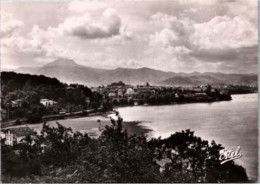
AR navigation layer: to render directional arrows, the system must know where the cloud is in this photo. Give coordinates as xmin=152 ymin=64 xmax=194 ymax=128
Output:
xmin=149 ymin=13 xmax=194 ymax=57
xmin=68 ymin=0 xmax=107 ymax=13
xmin=147 ymin=5 xmax=257 ymax=73
xmin=149 ymin=28 xmax=178 ymax=47
xmin=1 ymin=2 xmax=131 ymax=65
xmin=177 ymin=0 xmax=219 ymax=6
xmin=58 ymin=8 xmax=121 ymax=39
xmin=1 ymin=0 xmax=258 ymax=74
xmin=191 ymin=15 xmax=257 ymax=50
xmin=191 ymin=46 xmax=258 ymax=73
xmin=148 ymin=11 xmax=257 ymax=68
xmin=0 ymin=13 xmax=24 ymax=38
xmin=150 ymin=12 xmax=257 ymax=50
xmin=167 ymin=46 xmax=192 ymax=55
xmin=191 ymin=46 xmax=258 ymax=64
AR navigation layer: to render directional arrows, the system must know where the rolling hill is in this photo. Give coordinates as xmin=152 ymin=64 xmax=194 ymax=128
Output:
xmin=160 ymin=75 xmax=223 ymax=86
xmin=161 ymin=73 xmax=258 ymax=86
xmin=14 ymin=58 xmax=258 ymax=86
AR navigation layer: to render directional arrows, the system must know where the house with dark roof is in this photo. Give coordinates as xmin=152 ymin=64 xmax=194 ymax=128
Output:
xmin=11 ymin=99 xmax=22 ymax=108
xmin=2 ymin=127 xmax=35 ymax=146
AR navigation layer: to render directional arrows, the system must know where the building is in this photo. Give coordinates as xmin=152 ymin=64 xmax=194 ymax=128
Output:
xmin=2 ymin=127 xmax=35 ymax=146
xmin=118 ymin=89 xmax=124 ymax=97
xmin=136 ymin=85 xmax=153 ymax=94
xmin=1 ymin=131 xmax=6 ymax=140
xmin=40 ymin=99 xmax=57 ymax=107
xmin=108 ymin=90 xmax=117 ymax=98
xmin=90 ymin=87 xmax=98 ymax=92
xmin=85 ymin=97 xmax=91 ymax=105
xmin=4 ymin=129 xmax=17 ymax=145
xmin=11 ymin=99 xmax=22 ymax=108
xmin=125 ymin=87 xmax=135 ymax=96
xmin=192 ymin=87 xmax=202 ymax=93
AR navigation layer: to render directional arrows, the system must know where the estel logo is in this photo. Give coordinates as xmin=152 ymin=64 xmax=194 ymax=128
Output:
xmin=219 ymin=146 xmax=242 ymax=165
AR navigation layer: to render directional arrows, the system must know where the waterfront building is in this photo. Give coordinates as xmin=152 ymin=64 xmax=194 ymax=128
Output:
xmin=40 ymin=99 xmax=57 ymax=107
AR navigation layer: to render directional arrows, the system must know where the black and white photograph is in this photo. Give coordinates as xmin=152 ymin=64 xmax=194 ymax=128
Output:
xmin=0 ymin=0 xmax=258 ymax=183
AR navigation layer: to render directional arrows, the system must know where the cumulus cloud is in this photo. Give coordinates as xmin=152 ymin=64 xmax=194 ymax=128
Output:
xmin=150 ymin=13 xmax=194 ymax=47
xmin=191 ymin=15 xmax=257 ymax=49
xmin=1 ymin=19 xmax=24 ymax=38
xmin=167 ymin=46 xmax=192 ymax=55
xmin=58 ymin=8 xmax=121 ymax=39
xmin=1 ymin=1 xmax=132 ymax=66
xmin=2 ymin=24 xmax=56 ymax=57
xmin=0 ymin=13 xmax=24 ymax=38
xmin=149 ymin=28 xmax=178 ymax=47
xmin=147 ymin=3 xmax=257 ymax=73
xmin=150 ymin=12 xmax=257 ymax=50
xmin=149 ymin=13 xmax=193 ymax=57
xmin=1 ymin=0 xmax=258 ymax=73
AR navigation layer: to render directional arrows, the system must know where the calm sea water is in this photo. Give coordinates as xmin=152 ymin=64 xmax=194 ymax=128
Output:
xmin=11 ymin=93 xmax=258 ymax=180
xmin=117 ymin=93 xmax=258 ymax=180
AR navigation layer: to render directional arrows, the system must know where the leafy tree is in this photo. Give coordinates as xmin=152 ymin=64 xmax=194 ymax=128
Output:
xmin=1 ymin=114 xmax=248 ymax=183
xmin=1 ymin=72 xmax=104 ymax=122
xmin=205 ymin=84 xmax=212 ymax=96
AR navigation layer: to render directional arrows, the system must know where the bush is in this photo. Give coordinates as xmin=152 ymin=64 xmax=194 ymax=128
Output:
xmin=1 ymin=113 xmax=248 ymax=183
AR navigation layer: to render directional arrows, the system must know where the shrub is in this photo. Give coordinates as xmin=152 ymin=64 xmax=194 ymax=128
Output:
xmin=1 ymin=113 xmax=248 ymax=183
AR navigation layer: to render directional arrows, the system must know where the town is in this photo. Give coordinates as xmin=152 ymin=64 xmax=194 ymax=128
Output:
xmin=91 ymin=81 xmax=232 ymax=106
xmin=2 ymin=79 xmax=233 ymax=126
xmin=3 ymin=78 xmax=257 ymax=127
xmin=0 ymin=79 xmax=232 ymax=146
xmin=1 ymin=72 xmax=257 ymax=146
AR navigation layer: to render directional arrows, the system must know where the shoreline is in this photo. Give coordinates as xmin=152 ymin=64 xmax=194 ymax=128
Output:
xmin=2 ymin=100 xmax=224 ymax=128
xmin=2 ymin=92 xmax=257 ymax=129
xmin=113 ymin=98 xmax=232 ymax=109
xmin=2 ymin=93 xmax=257 ymax=182
xmin=1 ymin=110 xmax=115 ymax=129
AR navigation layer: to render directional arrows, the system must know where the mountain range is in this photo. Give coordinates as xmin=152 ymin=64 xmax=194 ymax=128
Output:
xmin=9 ymin=58 xmax=258 ymax=86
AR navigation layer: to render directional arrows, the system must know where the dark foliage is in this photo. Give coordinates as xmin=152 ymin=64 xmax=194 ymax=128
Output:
xmin=225 ymin=85 xmax=257 ymax=94
xmin=2 ymin=114 xmax=248 ymax=183
xmin=1 ymin=72 xmax=105 ymax=123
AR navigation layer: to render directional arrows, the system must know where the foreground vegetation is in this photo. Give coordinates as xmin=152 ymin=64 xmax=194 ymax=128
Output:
xmin=2 ymin=113 xmax=248 ymax=183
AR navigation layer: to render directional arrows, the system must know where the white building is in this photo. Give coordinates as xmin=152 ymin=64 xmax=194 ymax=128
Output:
xmin=11 ymin=99 xmax=22 ymax=108
xmin=125 ymin=88 xmax=135 ymax=96
xmin=4 ymin=130 xmax=17 ymax=146
xmin=108 ymin=91 xmax=117 ymax=98
xmin=40 ymin=99 xmax=57 ymax=107
xmin=118 ymin=89 xmax=124 ymax=97
xmin=2 ymin=127 xmax=35 ymax=146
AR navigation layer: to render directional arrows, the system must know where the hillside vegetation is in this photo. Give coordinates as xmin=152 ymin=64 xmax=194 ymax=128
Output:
xmin=1 ymin=72 xmax=105 ymax=123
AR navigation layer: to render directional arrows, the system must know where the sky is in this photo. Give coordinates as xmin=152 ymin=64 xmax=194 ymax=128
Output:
xmin=1 ymin=0 xmax=258 ymax=73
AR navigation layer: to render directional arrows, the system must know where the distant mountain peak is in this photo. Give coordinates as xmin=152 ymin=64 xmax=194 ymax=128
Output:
xmin=44 ymin=58 xmax=78 ymax=67
xmin=12 ymin=60 xmax=257 ymax=86
xmin=114 ymin=67 xmax=162 ymax=72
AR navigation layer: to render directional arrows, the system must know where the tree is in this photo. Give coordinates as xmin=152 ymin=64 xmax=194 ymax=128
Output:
xmin=1 ymin=72 xmax=104 ymax=121
xmin=1 ymin=115 xmax=248 ymax=183
xmin=7 ymin=79 xmax=18 ymax=91
xmin=205 ymin=85 xmax=212 ymax=96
